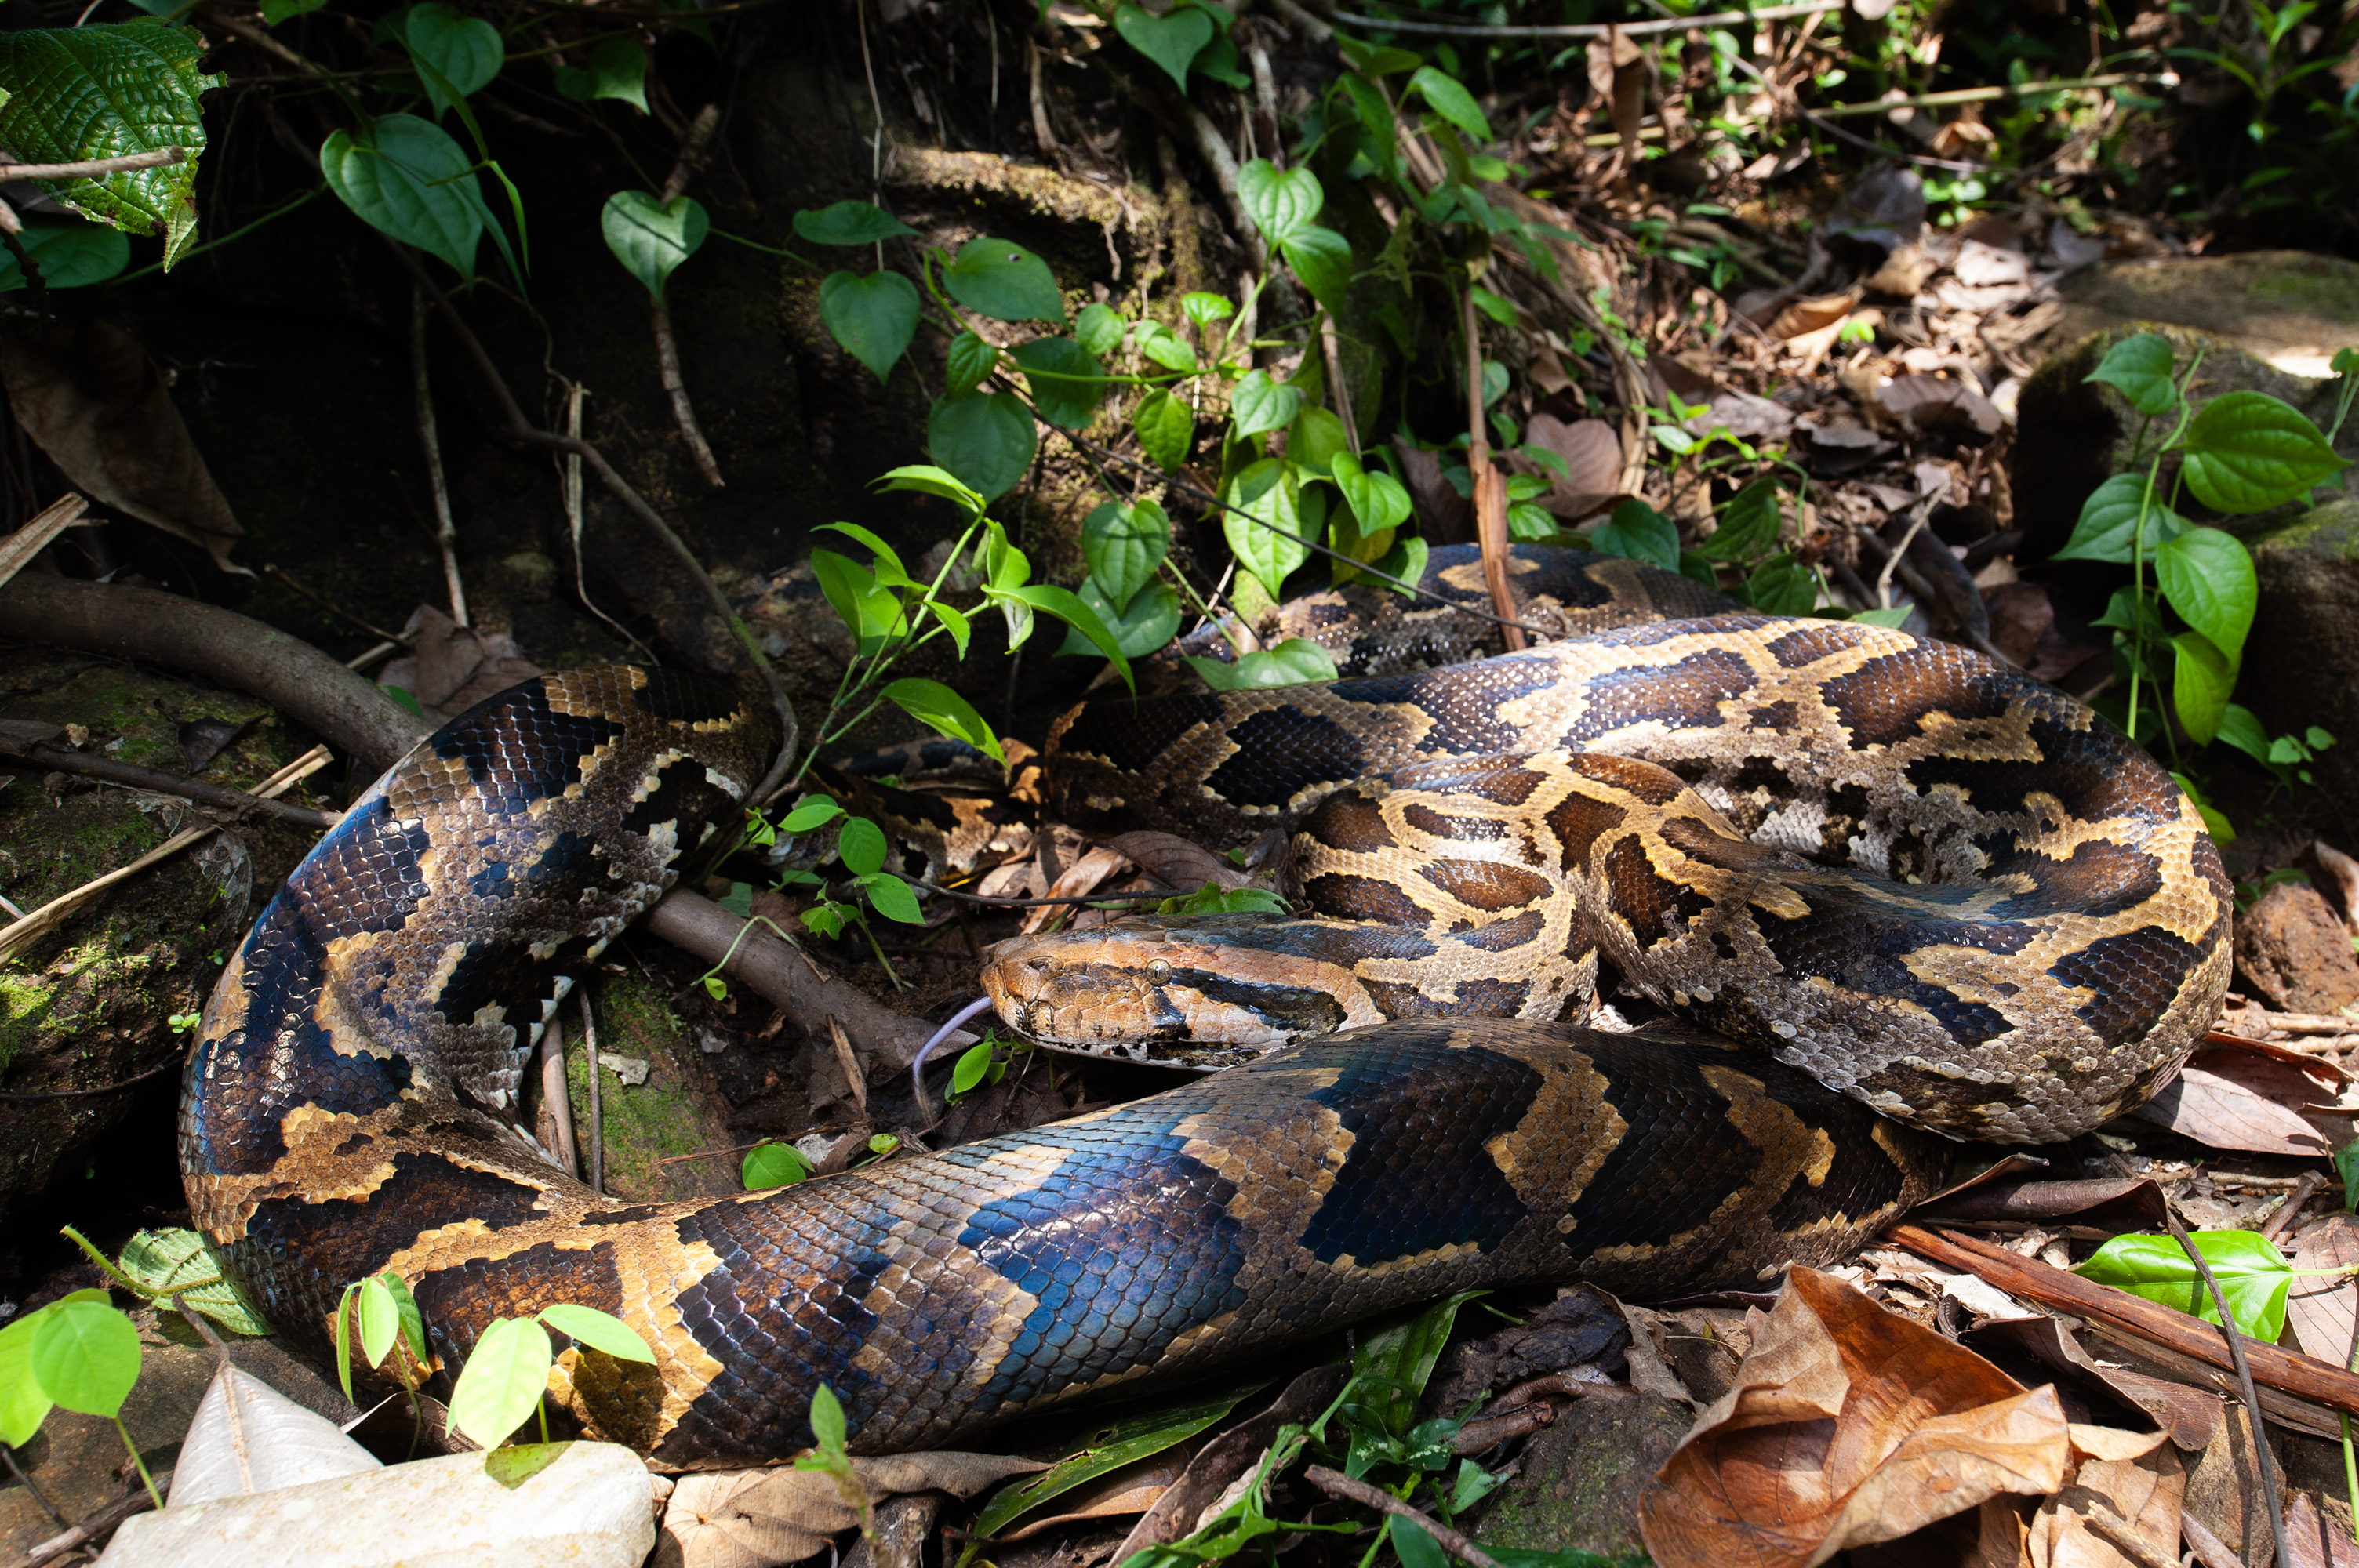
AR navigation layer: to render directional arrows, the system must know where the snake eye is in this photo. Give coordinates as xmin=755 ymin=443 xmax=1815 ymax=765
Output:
xmin=1145 ymin=959 xmax=1172 ymax=985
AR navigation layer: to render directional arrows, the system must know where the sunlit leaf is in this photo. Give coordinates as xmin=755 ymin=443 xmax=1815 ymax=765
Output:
xmin=743 ymin=1139 xmax=809 ymax=1191
xmin=2179 ymin=390 xmax=2350 ymax=513
xmin=539 ymin=1303 xmax=655 ymax=1363
xmin=601 ymin=190 xmax=707 ymax=297
xmin=2084 ymin=332 xmax=2179 ymax=416
xmin=445 ymin=1316 xmax=554 ymax=1448
xmin=943 ymin=236 xmax=1063 ymax=323
xmin=29 ymin=1300 xmax=140 ymax=1417
xmin=2075 ymin=1229 xmax=2293 ymax=1341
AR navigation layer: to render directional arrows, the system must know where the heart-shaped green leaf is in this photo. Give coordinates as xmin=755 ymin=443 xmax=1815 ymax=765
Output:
xmin=1290 ymin=406 xmax=1350 ymax=476
xmin=1134 ymin=388 xmax=1194 ymax=472
xmin=943 ymin=236 xmax=1063 ymax=323
xmin=1696 ymin=476 xmax=1783 ymax=563
xmin=1224 ymin=458 xmax=1320 ymax=590
xmin=30 ymin=1300 xmax=140 ymax=1417
xmin=0 ymin=1311 xmax=55 ymax=1446
xmin=446 ymin=1316 xmax=554 ymax=1449
xmin=402 ymin=2 xmax=502 ymax=118
xmin=1074 ymin=302 xmax=1126 ymax=358
xmin=2179 ymin=389 xmax=2350 ymax=514
xmin=1230 ymin=370 xmax=1302 ymax=439
xmin=742 ymin=1139 xmax=809 ymax=1191
xmin=2053 ymin=471 xmax=2186 ymax=563
xmin=2156 ymin=526 xmax=2258 ymax=662
xmin=1083 ymin=499 xmax=1171 ymax=609
xmin=945 ymin=329 xmax=999 ymax=396
xmin=1591 ymin=498 xmax=1680 ymax=571
xmin=601 ymin=190 xmax=708 ymax=296
xmin=818 ymin=269 xmax=919 ymax=383
xmin=1132 ymin=321 xmax=1198 ymax=374
xmin=553 ymin=35 xmax=646 ymax=111
xmin=1187 ymin=637 xmax=1339 ymax=690
xmin=1059 ymin=578 xmax=1180 ymax=659
xmin=1113 ymin=2 xmax=1213 ymax=91
xmin=1010 ymin=336 xmax=1103 ymax=430
xmin=2075 ymin=1229 xmax=2292 ymax=1341
xmin=0 ymin=220 xmax=127 ymax=293
xmin=1236 ymin=158 xmax=1323 ymax=244
xmin=929 ymin=390 xmax=1037 ymax=500
xmin=1278 ymin=227 xmax=1354 ymax=307
xmin=793 ymin=199 xmax=916 ymax=247
xmin=322 ymin=116 xmax=489 ymax=279
xmin=2084 ymin=332 xmax=2179 ymax=416
xmin=1331 ymin=452 xmax=1413 ymax=538
xmin=1180 ymin=292 xmax=1234 ymax=327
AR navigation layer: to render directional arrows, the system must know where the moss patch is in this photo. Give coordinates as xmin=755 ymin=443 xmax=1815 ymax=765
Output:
xmin=563 ymin=972 xmax=737 ymax=1203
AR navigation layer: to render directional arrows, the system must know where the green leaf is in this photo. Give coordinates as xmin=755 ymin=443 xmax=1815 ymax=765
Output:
xmin=1336 ymin=37 xmax=1422 ymax=75
xmin=1230 ymin=371 xmax=1302 ymax=440
xmin=782 ymin=797 xmax=845 ymax=834
xmin=2180 ymin=390 xmax=2350 ymax=513
xmin=1470 ymin=285 xmax=1517 ymax=327
xmin=875 ymin=464 xmax=989 ymax=520
xmin=716 ymin=880 xmax=754 ymax=918
xmin=2074 ymin=1230 xmax=2292 ymax=1341
xmin=0 ymin=21 xmax=219 ymax=269
xmin=809 ymin=550 xmax=902 ymax=649
xmin=861 ymin=872 xmax=924 ymax=924
xmin=1112 ymin=1 xmax=1212 ymax=90
xmin=1157 ymin=882 xmax=1289 ymax=914
xmin=2156 ymin=527 xmax=2259 ymax=661
xmin=1373 ymin=534 xmax=1430 ymax=596
xmin=1060 ymin=577 xmax=1180 ymax=659
xmin=1180 ymin=292 xmax=1234 ymax=327
xmin=2084 ymin=332 xmax=2179 ymax=417
xmin=742 ymin=1139 xmax=810 ymax=1190
xmin=1747 ymin=552 xmax=1819 ymax=615
xmin=0 ymin=1309 xmax=56 ymax=1446
xmin=552 ymin=35 xmax=647 ymax=111
xmin=322 ymin=114 xmax=484 ymax=279
xmin=1187 ymin=637 xmax=1339 ymax=690
xmin=1354 ymin=1291 xmax=1484 ymax=1437
xmin=945 ymin=329 xmax=999 ymax=397
xmin=447 ymin=1316 xmax=554 ymax=1449
xmin=943 ymin=236 xmax=1063 ymax=323
xmin=1508 ymin=501 xmax=1557 ymax=541
xmin=1074 ymin=302 xmax=1126 ymax=359
xmin=2172 ymin=630 xmax=2234 ymax=746
xmin=838 ymin=817 xmax=889 ymax=877
xmin=1083 ymin=499 xmax=1170 ymax=608
xmin=929 ymin=390 xmax=1037 ymax=501
xmin=1132 ymin=321 xmax=1198 ymax=374
xmin=792 ymin=200 xmax=915 ymax=247
xmin=357 ymin=1276 xmax=401 ymax=1370
xmin=1278 ymin=227 xmax=1354 ymax=308
xmin=538 ymin=1304 xmax=655 ymax=1363
xmin=819 ymin=270 xmax=920 ymax=385
xmin=1225 ymin=458 xmax=1318 ymax=590
xmin=2340 ymin=1138 xmax=2359 ymax=1212
xmin=1850 ymin=605 xmax=1915 ymax=628
xmin=1003 ymin=583 xmax=1132 ymax=688
xmin=1010 ymin=336 xmax=1103 ymax=430
xmin=600 ymin=190 xmax=708 ymax=297
xmin=400 ymin=3 xmax=501 ymax=118
xmin=1408 ymin=65 xmax=1492 ymax=142
xmin=1390 ymin=1517 xmax=1450 ymax=1568
xmin=29 ymin=1300 xmax=140 ymax=1417
xmin=2215 ymin=704 xmax=2274 ymax=765
xmin=809 ymin=1382 xmax=849 ymax=1450
xmin=1236 ymin=158 xmax=1323 ymax=244
xmin=1696 ymin=477 xmax=1783 ymax=563
xmin=969 ymin=1382 xmax=1266 ymax=1542
xmin=258 ymin=0 xmax=327 ymax=20
xmin=1134 ymin=388 xmax=1194 ymax=473
xmin=112 ymin=1228 xmax=270 ymax=1335
xmin=884 ymin=677 xmax=1004 ymax=764
xmin=951 ymin=1040 xmax=994 ymax=1096
xmin=816 ymin=521 xmax=910 ymax=582
xmin=2053 ymin=472 xmax=2187 ymax=563
xmin=0 ymin=219 xmax=129 ymax=293
xmin=1591 ymin=498 xmax=1680 ymax=571
xmin=1332 ymin=452 xmax=1412 ymax=536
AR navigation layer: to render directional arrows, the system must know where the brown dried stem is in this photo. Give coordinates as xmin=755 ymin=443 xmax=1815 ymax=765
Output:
xmin=653 ymin=104 xmax=725 ymax=488
xmin=1462 ymin=289 xmax=1524 ymax=652
xmin=0 ymin=731 xmax=339 ymax=829
xmin=1303 ymin=1465 xmax=1504 ymax=1568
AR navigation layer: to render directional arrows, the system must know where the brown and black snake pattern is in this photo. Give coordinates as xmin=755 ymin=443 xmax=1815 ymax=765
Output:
xmin=181 ymin=591 xmax=2229 ymax=1465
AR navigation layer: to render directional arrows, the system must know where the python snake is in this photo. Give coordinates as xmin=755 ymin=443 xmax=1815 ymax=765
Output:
xmin=181 ymin=556 xmax=2230 ymax=1466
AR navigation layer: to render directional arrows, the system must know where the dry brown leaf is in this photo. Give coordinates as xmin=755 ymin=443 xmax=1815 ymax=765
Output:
xmin=2128 ymin=1062 xmax=2333 ymax=1155
xmin=1021 ymin=844 xmax=1133 ymax=934
xmin=660 ymin=1452 xmax=1043 ymax=1568
xmin=2024 ymin=1425 xmax=2181 ymax=1568
xmin=1961 ymin=1315 xmax=2218 ymax=1451
xmin=0 ymin=318 xmax=246 ymax=572
xmin=376 ymin=604 xmax=544 ymax=725
xmin=1523 ymin=412 xmax=1623 ymax=516
xmin=1768 ymin=292 xmax=1859 ymax=339
xmin=2284 ymin=1214 xmax=2359 ymax=1366
xmin=1107 ymin=830 xmax=1247 ymax=894
xmin=1880 ymin=374 xmax=2005 ymax=438
xmin=2285 ymin=1490 xmax=2359 ymax=1568
xmin=1638 ymin=1267 xmax=2071 ymax=1568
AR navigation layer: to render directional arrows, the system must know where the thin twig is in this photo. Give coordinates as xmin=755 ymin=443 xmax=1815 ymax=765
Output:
xmin=0 ymin=1443 xmax=66 ymax=1531
xmin=581 ymin=989 xmax=604 ymax=1196
xmin=410 ymin=285 xmax=468 ymax=628
xmin=0 ymin=733 xmax=339 ymax=829
xmin=652 ymin=104 xmax=724 ymax=488
xmin=2259 ymin=1171 xmax=2324 ymax=1244
xmin=9 ymin=1464 xmax=173 ymax=1568
xmin=1303 ymin=1465 xmax=1504 ymax=1568
xmin=2082 ymin=1510 xmax=2178 ymax=1568
xmin=1330 ymin=0 xmax=1840 ymax=38
xmin=0 ymin=147 xmax=187 ymax=183
xmin=2112 ymin=1154 xmax=2291 ymax=1568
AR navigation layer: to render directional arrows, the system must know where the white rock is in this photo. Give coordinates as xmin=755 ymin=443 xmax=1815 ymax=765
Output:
xmin=99 ymin=1441 xmax=655 ymax=1568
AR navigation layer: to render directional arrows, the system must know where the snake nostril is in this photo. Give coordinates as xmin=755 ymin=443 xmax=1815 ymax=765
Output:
xmin=1145 ymin=959 xmax=1172 ymax=985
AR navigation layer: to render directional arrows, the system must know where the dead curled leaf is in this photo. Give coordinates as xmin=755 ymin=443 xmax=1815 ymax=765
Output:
xmin=2026 ymin=1425 xmax=2180 ymax=1568
xmin=2128 ymin=1043 xmax=2350 ymax=1155
xmin=1637 ymin=1267 xmax=2073 ymax=1568
xmin=658 ymin=1451 xmax=1044 ymax=1568
xmin=2284 ymin=1214 xmax=2359 ymax=1366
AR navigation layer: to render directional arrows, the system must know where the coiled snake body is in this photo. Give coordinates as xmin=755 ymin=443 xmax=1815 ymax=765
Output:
xmin=182 ymin=566 xmax=2231 ymax=1466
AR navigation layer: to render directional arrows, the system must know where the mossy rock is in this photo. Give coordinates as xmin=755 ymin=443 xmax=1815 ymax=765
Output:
xmin=2047 ymin=251 xmax=2359 ymax=378
xmin=560 ymin=971 xmax=739 ymax=1203
xmin=1469 ymin=1390 xmax=1689 ymax=1559
xmin=2242 ymin=499 xmax=2359 ymax=818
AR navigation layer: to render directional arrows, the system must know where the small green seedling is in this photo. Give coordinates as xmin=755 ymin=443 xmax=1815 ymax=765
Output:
xmin=742 ymin=1139 xmax=812 ymax=1191
xmin=0 ymin=1289 xmax=159 ymax=1508
xmin=445 ymin=1303 xmax=654 ymax=1450
xmin=794 ymin=1383 xmax=874 ymax=1541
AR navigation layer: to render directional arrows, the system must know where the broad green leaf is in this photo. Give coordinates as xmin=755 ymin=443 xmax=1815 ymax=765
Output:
xmin=1696 ymin=477 xmax=1783 ymax=563
xmin=951 ymin=1040 xmax=994 ymax=1096
xmin=2075 ymin=1230 xmax=2292 ymax=1341
xmin=2341 ymin=1137 xmax=2359 ymax=1213
xmin=969 ymin=1382 xmax=1265 ymax=1542
xmin=0 ymin=1308 xmax=57 ymax=1446
xmin=1083 ymin=499 xmax=1170 ymax=608
xmin=1060 ymin=578 xmax=1180 ymax=659
xmin=944 ymin=329 xmax=998 ymax=396
xmin=29 ymin=1300 xmax=140 ymax=1417
xmin=0 ymin=21 xmax=220 ymax=269
xmin=0 ymin=220 xmax=128 ymax=292
xmin=1354 ymin=1291 xmax=1485 ymax=1436
xmin=1390 ymin=1517 xmax=1450 ymax=1568
xmin=1408 ymin=65 xmax=1492 ymax=142
xmin=792 ymin=199 xmax=915 ymax=247
xmin=1507 ymin=502 xmax=1556 ymax=541
xmin=2172 ymin=630 xmax=2234 ymax=745
xmin=838 ymin=817 xmax=888 ymax=877
xmin=1470 ymin=285 xmax=1517 ymax=327
xmin=1373 ymin=534 xmax=1430 ymax=596
xmin=113 ymin=1227 xmax=269 ymax=1335
xmin=862 ymin=872 xmax=923 ymax=924
xmin=358 ymin=1276 xmax=400 ymax=1369
xmin=742 ymin=1139 xmax=809 ymax=1190
xmin=1747 ymin=552 xmax=1819 ymax=615
xmin=2172 ymin=769 xmax=2234 ymax=843
xmin=1010 ymin=336 xmax=1103 ymax=430
xmin=1336 ymin=37 xmax=1423 ymax=75
xmin=1332 ymin=452 xmax=1412 ymax=536
xmin=2053 ymin=472 xmax=2186 ymax=563
xmin=1236 ymin=158 xmax=1323 ymax=244
xmin=601 ymin=190 xmax=708 ymax=296
xmin=1850 ymin=605 xmax=1915 ymax=628
xmin=1230 ymin=370 xmax=1301 ymax=440
xmin=1180 ymin=292 xmax=1234 ymax=326
xmin=259 ymin=0 xmax=327 ymax=20
xmin=1187 ymin=637 xmax=1338 ymax=690
xmin=1074 ymin=302 xmax=1126 ymax=359
xmin=819 ymin=270 xmax=919 ymax=384
xmin=816 ymin=521 xmax=909 ymax=583
xmin=1134 ymin=388 xmax=1194 ymax=472
xmin=2215 ymin=704 xmax=2273 ymax=765
xmin=2180 ymin=390 xmax=2350 ymax=513
xmin=1132 ymin=321 xmax=1198 ymax=374
xmin=1158 ymin=882 xmax=1289 ymax=915
xmin=2084 ymin=332 xmax=2179 ymax=417
xmin=875 ymin=463 xmax=987 ymax=521
xmin=1225 ymin=458 xmax=1318 ymax=590
xmin=929 ymin=390 xmax=1037 ymax=501
xmin=322 ymin=114 xmax=484 ymax=279
xmin=781 ymin=797 xmax=845 ymax=833
xmin=553 ymin=35 xmax=647 ymax=111
xmin=1003 ymin=583 xmax=1132 ymax=688
xmin=1591 ymin=497 xmax=1680 ymax=571
xmin=446 ymin=1316 xmax=554 ymax=1448
xmin=1279 ymin=227 xmax=1354 ymax=307
xmin=1290 ymin=407 xmax=1350 ymax=477
xmin=1112 ymin=1 xmax=1212 ymax=90
xmin=2156 ymin=527 xmax=2258 ymax=662
xmin=810 ymin=1383 xmax=849 ymax=1450
xmin=885 ymin=677 xmax=1004 ymax=764
xmin=538 ymin=1304 xmax=655 ymax=1363
xmin=943 ymin=236 xmax=1063 ymax=323
xmin=809 ymin=550 xmax=902 ymax=648
xmin=401 ymin=3 xmax=501 ymax=118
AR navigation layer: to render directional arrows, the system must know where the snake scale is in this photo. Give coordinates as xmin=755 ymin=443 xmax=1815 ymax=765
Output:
xmin=180 ymin=551 xmax=2232 ymax=1467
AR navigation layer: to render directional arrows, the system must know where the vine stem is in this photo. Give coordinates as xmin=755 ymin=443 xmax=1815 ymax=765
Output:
xmin=652 ymin=104 xmax=725 ymax=488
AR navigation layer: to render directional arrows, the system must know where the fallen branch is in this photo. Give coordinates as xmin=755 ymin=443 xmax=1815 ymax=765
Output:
xmin=0 ymin=575 xmax=431 ymax=771
xmin=643 ymin=889 xmax=980 ymax=1072
xmin=1303 ymin=1465 xmax=1503 ymax=1568
xmin=0 ymin=730 xmax=339 ymax=829
xmin=6 ymin=1465 xmax=173 ymax=1568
